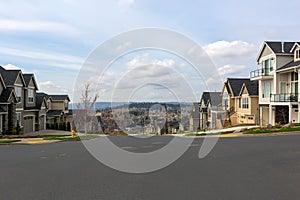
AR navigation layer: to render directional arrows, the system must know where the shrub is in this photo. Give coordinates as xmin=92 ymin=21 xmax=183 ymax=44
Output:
xmin=274 ymin=122 xmax=282 ymax=128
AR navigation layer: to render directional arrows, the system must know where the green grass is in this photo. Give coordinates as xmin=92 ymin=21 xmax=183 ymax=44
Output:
xmin=43 ymin=135 xmax=98 ymax=141
xmin=0 ymin=139 xmax=21 ymax=144
xmin=244 ymin=126 xmax=300 ymax=134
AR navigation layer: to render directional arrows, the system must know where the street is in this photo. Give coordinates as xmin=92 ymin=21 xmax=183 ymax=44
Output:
xmin=1 ymin=134 xmax=300 ymax=200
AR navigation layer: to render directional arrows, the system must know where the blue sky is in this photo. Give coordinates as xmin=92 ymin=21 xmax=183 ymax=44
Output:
xmin=0 ymin=0 xmax=299 ymax=102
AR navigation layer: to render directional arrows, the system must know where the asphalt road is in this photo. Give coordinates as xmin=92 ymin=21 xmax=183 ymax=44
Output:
xmin=1 ymin=134 xmax=300 ymax=200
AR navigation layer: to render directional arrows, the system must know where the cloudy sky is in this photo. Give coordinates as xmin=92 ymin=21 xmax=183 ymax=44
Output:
xmin=0 ymin=0 xmax=299 ymax=102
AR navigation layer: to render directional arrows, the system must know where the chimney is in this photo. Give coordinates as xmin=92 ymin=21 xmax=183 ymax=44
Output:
xmin=281 ymin=42 xmax=284 ymax=53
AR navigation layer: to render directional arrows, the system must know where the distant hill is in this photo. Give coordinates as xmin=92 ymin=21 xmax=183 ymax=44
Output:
xmin=70 ymin=102 xmax=193 ymax=110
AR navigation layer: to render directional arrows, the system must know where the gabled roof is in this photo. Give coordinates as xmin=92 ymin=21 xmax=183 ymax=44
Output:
xmin=290 ymin=42 xmax=300 ymax=53
xmin=47 ymin=110 xmax=63 ymax=117
xmin=207 ymin=92 xmax=222 ymax=106
xmin=265 ymin=41 xmax=295 ymax=54
xmin=257 ymin=41 xmax=297 ymax=61
xmin=226 ymin=78 xmax=251 ymax=97
xmin=200 ymin=92 xmax=222 ymax=107
xmin=200 ymin=92 xmax=210 ymax=105
xmin=36 ymin=93 xmax=48 ymax=109
xmin=23 ymin=74 xmax=38 ymax=89
xmin=48 ymin=95 xmax=70 ymax=101
xmin=0 ymin=88 xmax=17 ymax=103
xmin=0 ymin=66 xmax=25 ymax=86
xmin=277 ymin=60 xmax=300 ymax=72
xmin=239 ymin=80 xmax=258 ymax=96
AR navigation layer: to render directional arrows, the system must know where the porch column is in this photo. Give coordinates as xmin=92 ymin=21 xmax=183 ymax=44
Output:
xmin=269 ymin=105 xmax=272 ymax=125
xmin=289 ymin=105 xmax=292 ymax=124
xmin=259 ymin=106 xmax=262 ymax=125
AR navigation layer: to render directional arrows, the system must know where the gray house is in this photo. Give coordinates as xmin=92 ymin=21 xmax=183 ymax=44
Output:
xmin=0 ymin=66 xmax=73 ymax=134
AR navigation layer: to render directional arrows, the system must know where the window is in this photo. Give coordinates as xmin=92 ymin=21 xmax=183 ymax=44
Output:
xmin=238 ymin=98 xmax=241 ymax=108
xmin=263 ymin=82 xmax=271 ymax=98
xmin=291 ymin=72 xmax=298 ymax=95
xmin=64 ymin=101 xmax=68 ymax=110
xmin=261 ymin=58 xmax=273 ymax=75
xmin=296 ymin=49 xmax=300 ymax=60
xmin=242 ymin=98 xmax=249 ymax=109
xmin=28 ymin=89 xmax=34 ymax=103
xmin=15 ymin=87 xmax=22 ymax=102
xmin=223 ymin=91 xmax=228 ymax=109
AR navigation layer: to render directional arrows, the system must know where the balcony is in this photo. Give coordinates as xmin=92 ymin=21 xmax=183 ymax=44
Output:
xmin=250 ymin=67 xmax=273 ymax=80
xmin=270 ymin=93 xmax=298 ymax=102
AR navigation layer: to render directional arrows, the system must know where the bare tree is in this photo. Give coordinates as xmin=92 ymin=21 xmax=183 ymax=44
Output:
xmin=75 ymin=83 xmax=99 ymax=133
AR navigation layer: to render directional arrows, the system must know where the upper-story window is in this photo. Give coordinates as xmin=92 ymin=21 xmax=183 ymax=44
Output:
xmin=28 ymin=89 xmax=34 ymax=103
xmin=64 ymin=101 xmax=68 ymax=110
xmin=223 ymin=91 xmax=228 ymax=110
xmin=295 ymin=49 xmax=300 ymax=60
xmin=15 ymin=86 xmax=22 ymax=102
xmin=242 ymin=97 xmax=249 ymax=109
xmin=261 ymin=58 xmax=273 ymax=75
xmin=291 ymin=72 xmax=298 ymax=95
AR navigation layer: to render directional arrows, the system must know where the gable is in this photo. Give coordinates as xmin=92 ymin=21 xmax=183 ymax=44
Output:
xmin=28 ymin=78 xmax=37 ymax=89
xmin=15 ymin=73 xmax=24 ymax=86
xmin=240 ymin=85 xmax=249 ymax=96
xmin=257 ymin=44 xmax=274 ymax=62
xmin=41 ymin=99 xmax=47 ymax=109
xmin=290 ymin=42 xmax=300 ymax=53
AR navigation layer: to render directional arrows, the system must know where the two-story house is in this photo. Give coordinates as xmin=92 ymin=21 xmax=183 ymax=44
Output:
xmin=250 ymin=41 xmax=300 ymax=125
xmin=199 ymin=92 xmax=224 ymax=129
xmin=0 ymin=66 xmax=73 ymax=134
xmin=222 ymin=78 xmax=259 ymax=126
xmin=0 ymin=73 xmax=17 ymax=134
xmin=45 ymin=94 xmax=72 ymax=127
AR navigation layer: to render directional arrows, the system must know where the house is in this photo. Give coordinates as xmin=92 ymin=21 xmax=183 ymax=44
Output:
xmin=222 ymin=78 xmax=259 ymax=126
xmin=23 ymin=73 xmax=44 ymax=132
xmin=189 ymin=102 xmax=200 ymax=131
xmin=0 ymin=66 xmax=73 ymax=134
xmin=250 ymin=41 xmax=300 ymax=125
xmin=199 ymin=92 xmax=224 ymax=129
xmin=46 ymin=94 xmax=73 ymax=129
xmin=0 ymin=73 xmax=17 ymax=134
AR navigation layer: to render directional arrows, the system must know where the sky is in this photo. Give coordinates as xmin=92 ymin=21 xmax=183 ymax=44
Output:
xmin=0 ymin=0 xmax=299 ymax=102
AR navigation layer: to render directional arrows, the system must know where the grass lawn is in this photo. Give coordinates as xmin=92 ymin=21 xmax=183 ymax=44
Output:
xmin=42 ymin=135 xmax=98 ymax=141
xmin=0 ymin=139 xmax=21 ymax=144
xmin=243 ymin=126 xmax=300 ymax=134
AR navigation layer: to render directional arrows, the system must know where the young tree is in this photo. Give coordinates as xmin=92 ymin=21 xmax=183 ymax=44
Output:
xmin=75 ymin=83 xmax=99 ymax=134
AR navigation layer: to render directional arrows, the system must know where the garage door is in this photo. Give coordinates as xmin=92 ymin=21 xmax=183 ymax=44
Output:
xmin=24 ymin=116 xmax=34 ymax=133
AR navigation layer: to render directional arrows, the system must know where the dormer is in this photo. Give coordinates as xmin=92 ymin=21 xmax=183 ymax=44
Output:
xmin=290 ymin=42 xmax=300 ymax=62
xmin=23 ymin=74 xmax=38 ymax=106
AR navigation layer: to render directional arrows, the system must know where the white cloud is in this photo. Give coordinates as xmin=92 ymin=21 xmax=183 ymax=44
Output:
xmin=0 ymin=19 xmax=79 ymax=36
xmin=3 ymin=64 xmax=22 ymax=70
xmin=116 ymin=41 xmax=132 ymax=52
xmin=0 ymin=46 xmax=83 ymax=70
xmin=203 ymin=40 xmax=256 ymax=58
xmin=39 ymin=81 xmax=68 ymax=93
xmin=126 ymin=54 xmax=175 ymax=68
xmin=217 ymin=64 xmax=247 ymax=77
